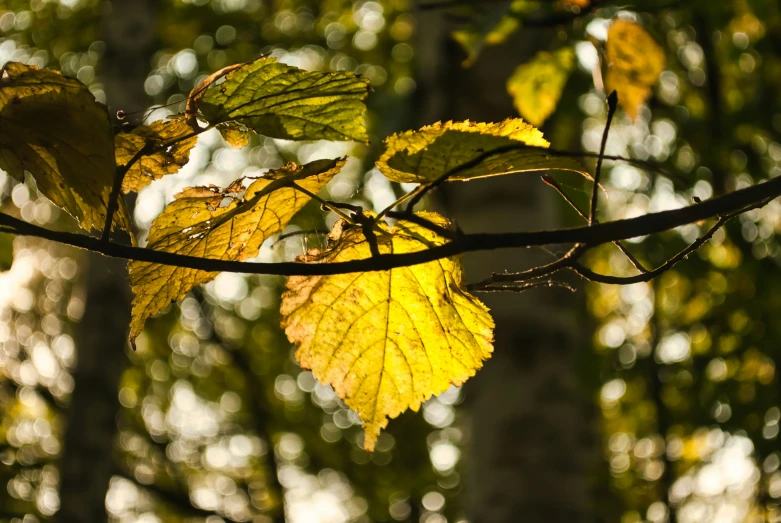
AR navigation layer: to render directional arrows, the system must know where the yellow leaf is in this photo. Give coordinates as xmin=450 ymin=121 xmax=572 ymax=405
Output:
xmin=0 ymin=62 xmax=131 ymax=232
xmin=217 ymin=121 xmax=251 ymax=149
xmin=604 ymin=20 xmax=665 ymax=120
xmin=281 ymin=212 xmax=494 ymax=450
xmin=507 ymin=47 xmax=575 ymax=126
xmin=377 ymin=118 xmax=587 ymax=183
xmin=128 ymin=157 xmax=345 ymax=346
xmin=116 ymin=115 xmax=198 ymax=193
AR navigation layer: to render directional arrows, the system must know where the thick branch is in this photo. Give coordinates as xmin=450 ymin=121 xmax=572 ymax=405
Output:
xmin=1 ymin=174 xmax=779 ymax=277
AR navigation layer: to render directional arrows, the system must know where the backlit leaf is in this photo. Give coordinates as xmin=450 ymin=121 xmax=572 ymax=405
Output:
xmin=507 ymin=47 xmax=575 ymax=126
xmin=128 ymin=157 xmax=345 ymax=346
xmin=194 ymin=57 xmax=369 ymax=142
xmin=0 ymin=232 xmax=12 ymax=271
xmin=217 ymin=121 xmax=251 ymax=149
xmin=377 ymin=118 xmax=587 ymax=183
xmin=115 ymin=115 xmax=198 ymax=193
xmin=603 ymin=20 xmax=665 ymax=120
xmin=281 ymin=212 xmax=494 ymax=451
xmin=0 ymin=62 xmax=130 ymax=232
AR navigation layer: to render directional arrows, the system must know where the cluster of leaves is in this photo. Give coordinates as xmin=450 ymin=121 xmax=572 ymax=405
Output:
xmin=450 ymin=0 xmax=665 ymax=125
xmin=0 ymin=54 xmax=586 ymax=450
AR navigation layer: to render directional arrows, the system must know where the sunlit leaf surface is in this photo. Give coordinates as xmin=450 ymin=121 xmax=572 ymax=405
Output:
xmin=377 ymin=118 xmax=587 ymax=183
xmin=115 ymin=115 xmax=197 ymax=193
xmin=0 ymin=62 xmax=130 ymax=232
xmin=281 ymin=212 xmax=494 ymax=451
xmin=507 ymin=47 xmax=575 ymax=126
xmin=195 ymin=57 xmax=369 ymax=142
xmin=217 ymin=121 xmax=251 ymax=149
xmin=128 ymin=157 xmax=345 ymax=345
xmin=603 ymin=20 xmax=665 ymax=120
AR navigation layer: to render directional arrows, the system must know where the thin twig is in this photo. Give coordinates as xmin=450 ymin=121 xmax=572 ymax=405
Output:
xmin=542 ymin=175 xmax=648 ymax=273
xmin=101 ymin=126 xmax=206 ymax=241
xmin=273 ymin=229 xmax=329 ymax=246
xmin=385 ymin=211 xmax=458 ymax=240
xmin=288 ymin=182 xmax=355 ymax=223
xmin=473 ymin=280 xmax=576 ymax=293
xmin=376 ymin=183 xmax=427 ymax=220
xmin=570 ymin=198 xmax=773 ymax=284
xmin=468 ymin=245 xmax=585 ymax=290
xmin=101 ymin=142 xmax=153 ymax=241
xmin=589 ymin=90 xmax=618 ymax=225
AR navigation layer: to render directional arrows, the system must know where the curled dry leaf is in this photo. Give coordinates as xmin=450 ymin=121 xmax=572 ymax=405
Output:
xmin=128 ymin=157 xmax=345 ymax=346
xmin=281 ymin=212 xmax=494 ymax=450
xmin=184 ymin=62 xmax=244 ymax=130
xmin=377 ymin=118 xmax=588 ymax=184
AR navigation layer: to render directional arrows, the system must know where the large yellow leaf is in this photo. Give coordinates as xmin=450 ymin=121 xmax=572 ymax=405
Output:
xmin=0 ymin=62 xmax=130 ymax=232
xmin=376 ymin=118 xmax=587 ymax=184
xmin=603 ymin=20 xmax=665 ymax=120
xmin=128 ymin=157 xmax=345 ymax=345
xmin=281 ymin=212 xmax=494 ymax=451
xmin=507 ymin=47 xmax=575 ymax=126
xmin=115 ymin=115 xmax=197 ymax=193
xmin=195 ymin=57 xmax=369 ymax=142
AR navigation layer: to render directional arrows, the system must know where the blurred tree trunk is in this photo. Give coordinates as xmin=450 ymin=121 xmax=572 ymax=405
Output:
xmin=414 ymin=11 xmax=597 ymax=523
xmin=57 ymin=1 xmax=157 ymax=521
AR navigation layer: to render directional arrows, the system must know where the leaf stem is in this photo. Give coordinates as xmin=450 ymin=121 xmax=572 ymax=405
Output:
xmin=288 ymin=182 xmax=355 ymax=223
xmin=100 ymin=141 xmax=153 ymax=241
xmin=589 ymin=90 xmax=618 ymax=225
xmin=542 ymin=174 xmax=648 ymax=273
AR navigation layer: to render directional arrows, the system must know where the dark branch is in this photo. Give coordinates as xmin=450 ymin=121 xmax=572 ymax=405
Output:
xmin=542 ymin=174 xmax=648 ymax=273
xmin=1 ymin=174 xmax=779 ymax=277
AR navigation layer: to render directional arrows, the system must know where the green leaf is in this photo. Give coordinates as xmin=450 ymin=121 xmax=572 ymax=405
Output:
xmin=0 ymin=62 xmax=131 ymax=232
xmin=0 ymin=232 xmax=13 ymax=271
xmin=452 ymin=1 xmax=519 ymax=67
xmin=507 ymin=47 xmax=575 ymax=126
xmin=115 ymin=115 xmax=198 ymax=193
xmin=377 ymin=118 xmax=587 ymax=184
xmin=281 ymin=212 xmax=494 ymax=451
xmin=128 ymin=157 xmax=345 ymax=346
xmin=195 ymin=57 xmax=370 ymax=142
